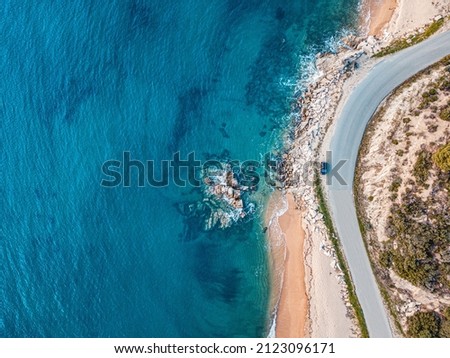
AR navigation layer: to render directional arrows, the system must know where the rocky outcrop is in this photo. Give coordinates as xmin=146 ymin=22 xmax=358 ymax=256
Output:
xmin=201 ymin=163 xmax=252 ymax=230
xmin=178 ymin=161 xmax=256 ymax=232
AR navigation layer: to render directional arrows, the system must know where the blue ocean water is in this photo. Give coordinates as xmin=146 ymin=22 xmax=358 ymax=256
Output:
xmin=1 ymin=0 xmax=358 ymax=337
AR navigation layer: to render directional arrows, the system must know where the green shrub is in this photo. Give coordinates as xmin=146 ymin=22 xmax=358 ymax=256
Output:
xmin=385 ymin=191 xmax=449 ymax=289
xmin=440 ymin=319 xmax=450 ymax=338
xmin=432 ymin=143 xmax=450 ymax=171
xmin=443 ymin=307 xmax=450 ymax=320
xmin=407 ymin=311 xmax=441 ymax=337
xmin=413 ymin=150 xmax=432 ymax=186
xmin=427 ymin=124 xmax=438 ymax=133
xmin=379 ymin=250 xmax=392 ymax=269
xmin=420 ymin=93 xmax=439 ymax=108
xmin=440 ymin=107 xmax=450 ymax=121
xmin=441 ymin=80 xmax=450 ymax=91
xmin=373 ymin=18 xmax=445 ymax=58
xmin=389 ymin=178 xmax=402 ymax=192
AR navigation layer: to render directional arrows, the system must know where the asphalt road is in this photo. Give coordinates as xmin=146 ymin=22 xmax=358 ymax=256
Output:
xmin=326 ymin=30 xmax=450 ymax=337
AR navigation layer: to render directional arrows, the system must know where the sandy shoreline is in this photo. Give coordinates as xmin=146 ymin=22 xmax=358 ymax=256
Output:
xmin=273 ymin=193 xmax=308 ymax=338
xmin=265 ymin=190 xmax=307 ymax=338
xmin=366 ymin=0 xmax=397 ymax=36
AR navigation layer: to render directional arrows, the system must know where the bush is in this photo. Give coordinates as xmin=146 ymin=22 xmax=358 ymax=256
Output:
xmin=440 ymin=80 xmax=450 ymax=91
xmin=420 ymin=92 xmax=439 ymax=108
xmin=432 ymin=143 xmax=450 ymax=171
xmin=413 ymin=150 xmax=432 ymax=186
xmin=379 ymin=250 xmax=392 ymax=269
xmin=440 ymin=319 xmax=450 ymax=338
xmin=407 ymin=311 xmax=440 ymax=338
xmin=443 ymin=307 xmax=450 ymax=320
xmin=427 ymin=124 xmax=438 ymax=133
xmin=385 ymin=192 xmax=448 ymax=289
xmin=440 ymin=107 xmax=450 ymax=121
xmin=389 ymin=177 xmax=402 ymax=192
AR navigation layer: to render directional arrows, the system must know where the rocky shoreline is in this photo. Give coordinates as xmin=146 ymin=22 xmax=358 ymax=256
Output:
xmin=286 ymin=36 xmax=369 ymax=336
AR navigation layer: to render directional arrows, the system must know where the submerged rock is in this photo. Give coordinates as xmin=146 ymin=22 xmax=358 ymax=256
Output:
xmin=178 ymin=160 xmax=257 ymax=232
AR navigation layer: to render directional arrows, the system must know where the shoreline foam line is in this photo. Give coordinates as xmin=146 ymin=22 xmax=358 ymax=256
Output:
xmin=265 ymin=190 xmax=288 ymax=337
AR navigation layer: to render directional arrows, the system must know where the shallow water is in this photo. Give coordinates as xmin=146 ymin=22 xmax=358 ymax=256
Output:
xmin=2 ymin=0 xmax=358 ymax=337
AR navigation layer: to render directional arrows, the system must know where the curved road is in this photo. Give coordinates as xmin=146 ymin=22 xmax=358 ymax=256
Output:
xmin=326 ymin=30 xmax=450 ymax=337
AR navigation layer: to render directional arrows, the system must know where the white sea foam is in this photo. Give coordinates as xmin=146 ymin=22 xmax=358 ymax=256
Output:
xmin=266 ymin=192 xmax=288 ymax=337
xmin=267 ymin=311 xmax=277 ymax=338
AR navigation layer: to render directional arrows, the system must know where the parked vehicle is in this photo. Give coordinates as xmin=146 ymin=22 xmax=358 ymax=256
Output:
xmin=320 ymin=162 xmax=329 ymax=175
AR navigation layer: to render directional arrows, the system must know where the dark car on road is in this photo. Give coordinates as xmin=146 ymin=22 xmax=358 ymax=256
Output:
xmin=320 ymin=162 xmax=329 ymax=175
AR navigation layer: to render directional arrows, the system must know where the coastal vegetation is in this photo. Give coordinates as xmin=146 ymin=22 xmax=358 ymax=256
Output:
xmin=441 ymin=307 xmax=450 ymax=337
xmin=407 ymin=308 xmax=450 ymax=338
xmin=412 ymin=150 xmax=432 ymax=187
xmin=354 ymin=58 xmax=450 ymax=337
xmin=433 ymin=143 xmax=450 ymax=171
xmin=373 ymin=17 xmax=446 ymax=58
xmin=382 ymin=182 xmax=449 ymax=290
xmin=440 ymin=106 xmax=450 ymax=121
xmin=406 ymin=311 xmax=441 ymax=338
xmin=314 ymin=174 xmax=369 ymax=338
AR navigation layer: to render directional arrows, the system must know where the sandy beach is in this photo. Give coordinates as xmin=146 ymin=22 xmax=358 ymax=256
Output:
xmin=275 ymin=193 xmax=308 ymax=338
xmin=265 ymin=191 xmax=307 ymax=338
xmin=388 ymin=0 xmax=449 ymax=36
xmin=367 ymin=0 xmax=397 ymax=36
xmin=366 ymin=0 xmax=448 ymax=37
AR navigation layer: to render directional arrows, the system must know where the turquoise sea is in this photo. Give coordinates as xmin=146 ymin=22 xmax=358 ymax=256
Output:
xmin=2 ymin=0 xmax=359 ymax=337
